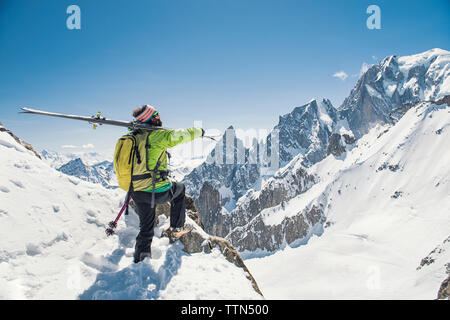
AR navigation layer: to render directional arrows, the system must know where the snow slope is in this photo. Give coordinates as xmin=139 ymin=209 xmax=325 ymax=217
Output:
xmin=0 ymin=128 xmax=261 ymax=300
xmin=245 ymin=101 xmax=450 ymax=299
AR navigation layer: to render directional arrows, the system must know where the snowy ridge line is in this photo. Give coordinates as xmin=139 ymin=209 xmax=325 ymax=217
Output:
xmin=186 ymin=49 xmax=449 ymax=243
xmin=0 ymin=124 xmax=263 ymax=300
xmin=245 ymin=99 xmax=450 ymax=299
xmin=227 ymin=99 xmax=449 ymax=256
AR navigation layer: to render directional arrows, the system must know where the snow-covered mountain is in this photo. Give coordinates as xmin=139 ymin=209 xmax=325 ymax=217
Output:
xmin=57 ymin=158 xmax=118 ymax=189
xmin=184 ymin=98 xmax=338 ymax=214
xmin=41 ymin=149 xmax=110 ymax=168
xmin=245 ymin=98 xmax=450 ymax=299
xmin=186 ymin=48 xmax=450 ymax=243
xmin=41 ymin=150 xmax=119 ymax=188
xmin=268 ymin=98 xmax=338 ymax=168
xmin=183 ymin=126 xmax=261 ymax=212
xmin=0 ymin=126 xmax=263 ymax=299
xmin=339 ymin=48 xmax=449 ymax=138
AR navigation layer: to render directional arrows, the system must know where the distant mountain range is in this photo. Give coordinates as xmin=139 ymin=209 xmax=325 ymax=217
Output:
xmin=40 ymin=138 xmax=216 ymax=189
xmin=183 ymin=48 xmax=450 ymax=243
xmin=41 ymin=150 xmax=110 ymax=168
xmin=56 ymin=158 xmax=117 ymax=189
xmin=40 ymin=150 xmax=117 ymax=189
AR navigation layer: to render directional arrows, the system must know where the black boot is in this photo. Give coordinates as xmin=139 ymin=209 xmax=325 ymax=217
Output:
xmin=134 ymin=250 xmax=152 ymax=263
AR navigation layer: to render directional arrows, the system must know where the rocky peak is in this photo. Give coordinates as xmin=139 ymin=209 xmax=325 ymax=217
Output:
xmin=0 ymin=122 xmax=42 ymax=160
xmin=339 ymin=48 xmax=449 ymax=139
xmin=58 ymin=158 xmax=89 ymax=174
xmin=186 ymin=50 xmax=449 ymax=245
xmin=271 ymin=98 xmax=337 ymax=167
xmin=183 ymin=126 xmax=260 ymax=211
xmin=196 ymin=181 xmax=224 ymax=235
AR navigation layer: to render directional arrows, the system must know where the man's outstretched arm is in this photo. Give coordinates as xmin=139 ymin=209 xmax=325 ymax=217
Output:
xmin=151 ymin=127 xmax=204 ymax=149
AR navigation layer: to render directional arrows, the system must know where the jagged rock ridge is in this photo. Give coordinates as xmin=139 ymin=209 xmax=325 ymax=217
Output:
xmin=184 ymin=49 xmax=450 ymax=252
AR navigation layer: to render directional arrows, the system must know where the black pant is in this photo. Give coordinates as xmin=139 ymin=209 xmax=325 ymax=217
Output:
xmin=131 ymin=181 xmax=186 ymax=262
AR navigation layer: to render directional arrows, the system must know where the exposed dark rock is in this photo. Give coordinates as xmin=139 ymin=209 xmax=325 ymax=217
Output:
xmin=0 ymin=122 xmax=42 ymax=160
xmin=327 ymin=133 xmax=346 ymax=157
xmin=417 ymin=236 xmax=450 ymax=270
xmin=435 ymin=95 xmax=450 ymax=106
xmin=221 ymin=165 xmax=316 ymax=244
xmin=227 ymin=204 xmax=325 ymax=253
xmin=437 ymin=274 xmax=450 ymax=300
xmin=195 ymin=181 xmax=224 ymax=235
xmin=342 ymin=134 xmax=356 ymax=145
xmin=391 ymin=191 xmax=403 ymax=199
xmin=377 ymin=162 xmax=401 ymax=172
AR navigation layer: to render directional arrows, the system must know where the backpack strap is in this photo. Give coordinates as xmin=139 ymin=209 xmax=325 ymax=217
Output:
xmin=150 ymin=150 xmax=167 ymax=209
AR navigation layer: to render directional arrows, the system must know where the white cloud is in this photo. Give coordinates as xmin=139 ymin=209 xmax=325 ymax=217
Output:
xmin=333 ymin=71 xmax=348 ymax=81
xmin=360 ymin=62 xmax=370 ymax=76
xmin=61 ymin=143 xmax=95 ymax=149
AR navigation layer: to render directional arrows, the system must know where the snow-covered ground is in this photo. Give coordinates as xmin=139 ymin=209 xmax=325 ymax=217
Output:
xmin=0 ymin=128 xmax=260 ymax=300
xmin=245 ymin=101 xmax=450 ymax=299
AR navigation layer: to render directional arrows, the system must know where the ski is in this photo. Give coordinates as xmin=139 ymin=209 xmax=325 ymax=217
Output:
xmin=20 ymin=107 xmax=170 ymax=132
xmin=20 ymin=106 xmax=219 ymax=141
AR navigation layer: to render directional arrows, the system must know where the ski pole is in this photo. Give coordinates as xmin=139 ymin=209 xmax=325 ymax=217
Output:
xmin=203 ymin=135 xmax=219 ymax=142
xmin=105 ymin=193 xmax=131 ymax=236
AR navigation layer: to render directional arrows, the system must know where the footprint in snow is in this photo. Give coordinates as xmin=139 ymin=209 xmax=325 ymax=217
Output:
xmin=151 ymin=247 xmax=163 ymax=260
xmin=9 ymin=179 xmax=25 ymax=189
xmin=25 ymin=243 xmax=42 ymax=256
xmin=14 ymin=162 xmax=31 ymax=170
xmin=68 ymin=177 xmax=80 ymax=185
xmin=0 ymin=139 xmax=23 ymax=152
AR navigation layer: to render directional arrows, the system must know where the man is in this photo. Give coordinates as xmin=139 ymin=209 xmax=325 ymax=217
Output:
xmin=131 ymin=105 xmax=204 ymax=263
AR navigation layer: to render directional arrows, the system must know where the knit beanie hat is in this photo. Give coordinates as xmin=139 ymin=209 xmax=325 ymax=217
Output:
xmin=135 ymin=105 xmax=157 ymax=123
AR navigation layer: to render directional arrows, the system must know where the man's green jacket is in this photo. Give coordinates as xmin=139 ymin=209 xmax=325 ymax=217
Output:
xmin=143 ymin=127 xmax=203 ymax=193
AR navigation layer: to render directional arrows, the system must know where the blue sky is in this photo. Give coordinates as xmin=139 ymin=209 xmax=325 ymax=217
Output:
xmin=0 ymin=0 xmax=449 ymax=154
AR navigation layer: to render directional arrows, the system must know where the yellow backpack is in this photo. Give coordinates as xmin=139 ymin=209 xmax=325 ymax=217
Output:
xmin=114 ymin=130 xmax=169 ymax=209
xmin=114 ymin=130 xmax=164 ymax=189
